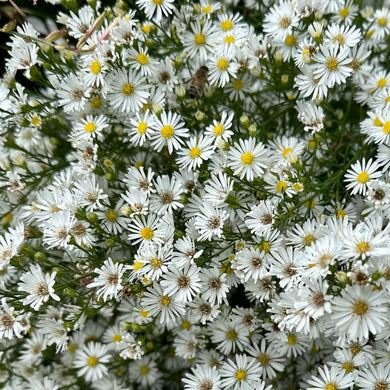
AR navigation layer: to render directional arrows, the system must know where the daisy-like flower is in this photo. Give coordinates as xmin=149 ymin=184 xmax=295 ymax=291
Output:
xmin=66 ymin=6 xmax=95 ymax=39
xmin=88 ymin=258 xmax=127 ymax=302
xmin=149 ymin=175 xmax=184 ymax=215
xmin=208 ymin=46 xmax=239 ymax=88
xmin=344 ymin=158 xmax=383 ymax=195
xmin=42 ymin=210 xmax=75 ymax=249
xmin=211 ymin=318 xmax=250 ymax=355
xmin=247 ymin=339 xmax=285 ymax=380
xmin=127 ymin=45 xmax=158 ymax=77
xmin=263 ymin=0 xmax=299 ymax=41
xmin=18 ymin=264 xmax=60 ymax=311
xmin=141 ymin=283 xmax=186 ymax=325
xmin=106 ymin=68 xmax=149 ymax=113
xmin=205 ymin=111 xmax=234 ymax=144
xmin=228 ymin=137 xmax=268 ymax=181
xmin=194 ymin=203 xmax=229 ymax=241
xmin=161 ymin=263 xmax=201 ymax=303
xmin=331 ymin=284 xmax=388 ymax=341
xmin=361 ymin=109 xmax=390 ymax=145
xmin=306 ymin=364 xmax=354 ymax=390
xmin=183 ymin=364 xmax=222 ymax=390
xmin=220 ymin=354 xmax=262 ymax=390
xmin=150 ymin=111 xmax=189 ymax=154
xmin=56 ymin=74 xmax=90 ymax=113
xmin=127 ymin=214 xmax=165 ymax=248
xmin=71 ymin=115 xmax=109 ymax=141
xmin=176 ymin=135 xmax=214 ymax=171
xmin=0 ymin=298 xmax=25 ymax=339
xmin=356 ymin=364 xmax=390 ymax=389
xmin=199 ymin=267 xmax=230 ymax=306
xmin=245 ymin=200 xmax=277 ymax=236
xmin=183 ymin=19 xmax=218 ymax=62
xmin=324 ymin=23 xmax=361 ymax=48
xmin=312 ymin=43 xmax=353 ymax=88
xmin=82 ymin=55 xmax=108 ymax=88
xmin=74 ymin=342 xmax=110 ymax=383
xmin=233 ymin=247 xmax=270 ymax=283
xmin=128 ymin=110 xmax=156 ymax=147
xmin=136 ymin=0 xmax=176 ymax=22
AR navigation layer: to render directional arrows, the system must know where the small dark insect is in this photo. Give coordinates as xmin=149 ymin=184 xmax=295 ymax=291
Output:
xmin=189 ymin=66 xmax=209 ymax=98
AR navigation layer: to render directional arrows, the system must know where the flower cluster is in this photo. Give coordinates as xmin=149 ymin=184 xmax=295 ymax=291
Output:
xmin=1 ymin=0 xmax=390 ymax=389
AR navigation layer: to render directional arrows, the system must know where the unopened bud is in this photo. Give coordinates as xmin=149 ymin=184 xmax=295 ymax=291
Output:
xmin=45 ymin=29 xmax=67 ymax=42
xmin=2 ymin=20 xmax=16 ymax=33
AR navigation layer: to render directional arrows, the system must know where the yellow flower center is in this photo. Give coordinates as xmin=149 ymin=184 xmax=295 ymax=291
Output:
xmin=374 ymin=117 xmax=383 ymax=126
xmin=378 ymin=17 xmax=387 ymax=27
xmin=68 ymin=343 xmax=78 ymax=353
xmin=282 ymin=147 xmax=293 ymax=158
xmin=137 ymin=53 xmax=149 ymax=65
xmin=142 ymin=24 xmax=151 ymax=33
xmin=357 ymin=171 xmax=369 ymax=183
xmin=336 ymin=209 xmax=346 ymax=219
xmin=152 ymin=0 xmax=163 ymax=4
xmin=352 ymin=299 xmax=369 ymax=316
xmin=366 ymin=30 xmax=374 ymax=38
xmin=276 ymin=181 xmax=287 ymax=192
xmin=226 ymin=329 xmax=237 ymax=340
xmin=194 ymin=33 xmax=206 ymax=46
xmin=221 ymin=20 xmax=233 ymax=31
xmin=181 ymin=321 xmax=191 ymax=330
xmin=285 ymin=34 xmax=296 ymax=46
xmin=356 ymin=241 xmax=370 ymax=254
xmin=339 ymin=7 xmax=349 ymax=18
xmin=90 ymin=96 xmax=102 ymax=108
xmin=140 ymin=227 xmax=153 ymax=240
xmin=112 ymin=334 xmax=122 ymax=343
xmin=287 ymin=334 xmax=297 ymax=345
xmin=84 ymin=122 xmax=96 ymax=133
xmin=213 ymin=123 xmax=224 ymax=136
xmin=140 ymin=365 xmax=150 ymax=375
xmin=161 ymin=125 xmax=174 ymax=139
xmin=241 ymin=152 xmax=254 ymax=165
xmin=106 ymin=210 xmax=117 ymax=221
xmin=31 ymin=116 xmax=41 ymax=126
xmin=383 ymin=121 xmax=390 ymax=134
xmin=259 ymin=241 xmax=270 ymax=252
xmin=304 ymin=234 xmax=316 ymax=246
xmin=138 ymin=121 xmax=148 ymax=134
xmin=160 ymin=295 xmax=171 ymax=306
xmin=133 ymin=261 xmax=143 ymax=271
xmin=325 ymin=384 xmax=337 ymax=390
xmin=122 ymin=83 xmax=134 ymax=96
xmin=140 ymin=310 xmax=149 ymax=318
xmin=333 ymin=34 xmax=345 ymax=45
xmin=235 ymin=370 xmax=247 ymax=381
xmin=90 ymin=61 xmax=101 ymax=74
xmin=151 ymin=257 xmax=162 ymax=268
xmin=189 ymin=146 xmax=201 ymax=158
xmin=224 ymin=35 xmax=235 ymax=45
xmin=233 ymin=79 xmax=243 ymax=90
xmin=87 ymin=356 xmax=98 ymax=367
xmin=218 ymin=58 xmax=229 ymax=70
xmin=342 ymin=362 xmax=354 ymax=373
xmin=202 ymin=5 xmax=211 ymax=13
xmin=326 ymin=57 xmax=338 ymax=71
xmin=377 ymin=78 xmax=387 ymax=88
xmin=258 ymin=353 xmax=270 ymax=366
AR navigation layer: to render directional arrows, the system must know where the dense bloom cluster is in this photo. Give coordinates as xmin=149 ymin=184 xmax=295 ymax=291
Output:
xmin=1 ymin=0 xmax=390 ymax=388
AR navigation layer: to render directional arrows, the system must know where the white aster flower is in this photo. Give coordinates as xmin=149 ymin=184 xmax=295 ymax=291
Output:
xmin=18 ymin=264 xmax=60 ymax=311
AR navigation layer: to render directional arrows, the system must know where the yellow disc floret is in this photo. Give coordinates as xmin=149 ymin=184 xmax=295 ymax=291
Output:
xmin=161 ymin=125 xmax=174 ymax=139
xmin=241 ymin=152 xmax=254 ymax=165
xmin=140 ymin=227 xmax=154 ymax=240
xmin=84 ymin=122 xmax=97 ymax=133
